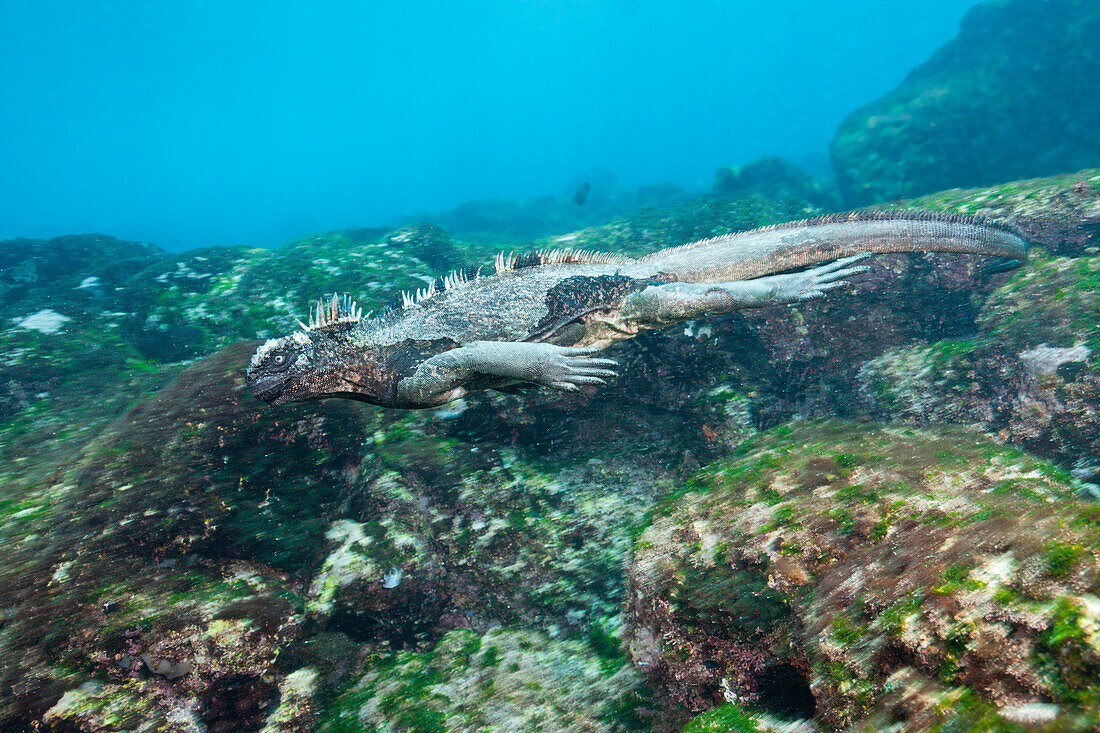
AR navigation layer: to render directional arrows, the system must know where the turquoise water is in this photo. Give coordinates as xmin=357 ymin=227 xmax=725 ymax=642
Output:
xmin=2 ymin=0 xmax=973 ymax=250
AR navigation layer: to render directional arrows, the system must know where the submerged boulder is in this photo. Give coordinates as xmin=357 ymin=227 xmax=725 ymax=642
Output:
xmin=318 ymin=626 xmax=648 ymax=733
xmin=903 ymin=169 xmax=1100 ymax=257
xmin=625 ymin=421 xmax=1100 ymax=730
xmin=830 ymin=0 xmax=1100 ymax=206
xmin=713 ymin=157 xmax=831 ymax=207
xmin=861 ymin=250 xmax=1100 ymax=473
xmin=3 ymin=170 xmax=1099 ymax=730
xmin=0 ymin=342 xmax=373 ymax=729
xmin=0 ymin=340 xmax=669 ymax=730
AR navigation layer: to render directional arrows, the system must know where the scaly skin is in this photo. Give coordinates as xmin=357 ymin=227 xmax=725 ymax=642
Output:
xmin=246 ymin=211 xmax=1028 ymax=409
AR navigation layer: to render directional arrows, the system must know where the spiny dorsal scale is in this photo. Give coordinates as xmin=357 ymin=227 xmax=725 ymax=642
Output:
xmin=393 ymin=247 xmax=632 ymax=311
xmin=302 ymin=292 xmax=363 ymax=332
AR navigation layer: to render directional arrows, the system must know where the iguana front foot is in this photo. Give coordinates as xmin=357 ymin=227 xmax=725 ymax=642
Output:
xmin=526 ymin=344 xmax=619 ymax=391
xmin=396 ymin=341 xmax=618 ymax=406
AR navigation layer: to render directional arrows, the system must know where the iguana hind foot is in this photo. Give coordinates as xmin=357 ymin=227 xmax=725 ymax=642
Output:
xmin=622 ymin=253 xmax=874 ymax=325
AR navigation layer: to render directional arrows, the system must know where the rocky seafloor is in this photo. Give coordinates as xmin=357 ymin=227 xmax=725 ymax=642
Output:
xmin=0 ymin=167 xmax=1098 ymax=732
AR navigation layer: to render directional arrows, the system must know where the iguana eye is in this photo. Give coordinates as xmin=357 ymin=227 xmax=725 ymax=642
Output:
xmin=265 ymin=349 xmax=297 ymax=372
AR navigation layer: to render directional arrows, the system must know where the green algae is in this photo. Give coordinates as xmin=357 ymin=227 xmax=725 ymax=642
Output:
xmin=905 ymin=169 xmax=1100 ymax=217
xmin=980 ymin=254 xmax=1100 ymax=351
xmin=4 ymin=173 xmax=1100 ymax=731
xmin=317 ymin=627 xmax=648 ymax=733
xmin=681 ymin=703 xmax=763 ymax=733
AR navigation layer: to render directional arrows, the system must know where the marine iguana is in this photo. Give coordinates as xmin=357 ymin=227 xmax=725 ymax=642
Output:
xmin=246 ymin=211 xmax=1028 ymax=409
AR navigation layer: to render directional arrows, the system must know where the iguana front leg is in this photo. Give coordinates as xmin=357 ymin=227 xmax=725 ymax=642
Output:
xmin=621 ymin=253 xmax=873 ymax=325
xmin=396 ymin=341 xmax=618 ymax=406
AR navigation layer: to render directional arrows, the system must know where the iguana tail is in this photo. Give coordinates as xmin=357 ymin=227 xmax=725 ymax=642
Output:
xmin=631 ymin=211 xmax=1030 ymax=283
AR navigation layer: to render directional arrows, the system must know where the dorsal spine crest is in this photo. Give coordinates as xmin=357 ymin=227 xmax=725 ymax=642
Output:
xmin=640 ymin=209 xmax=1023 ymax=261
xmin=300 ymin=292 xmax=365 ymax=331
xmin=394 ymin=247 xmax=633 ymax=311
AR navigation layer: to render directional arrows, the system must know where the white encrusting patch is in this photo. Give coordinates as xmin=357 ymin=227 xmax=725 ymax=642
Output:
xmin=14 ymin=309 xmax=71 ymax=334
xmin=999 ymin=703 xmax=1060 ymax=725
xmin=250 ymin=338 xmax=282 ymax=369
xmin=1018 ymin=342 xmax=1090 ymax=377
xmin=75 ymin=276 xmax=100 ymax=290
xmin=683 ymin=320 xmax=714 ymax=340
xmin=382 ymin=567 xmax=402 ymax=588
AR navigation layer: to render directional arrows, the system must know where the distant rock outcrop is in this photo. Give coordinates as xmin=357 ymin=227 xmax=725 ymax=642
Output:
xmin=713 ymin=156 xmax=831 ymax=206
xmin=830 ymin=0 xmax=1100 ymax=206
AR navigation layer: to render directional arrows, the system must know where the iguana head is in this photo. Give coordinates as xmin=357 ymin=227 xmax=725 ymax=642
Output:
xmin=247 ymin=330 xmax=328 ymax=404
xmin=246 ymin=295 xmax=389 ymax=405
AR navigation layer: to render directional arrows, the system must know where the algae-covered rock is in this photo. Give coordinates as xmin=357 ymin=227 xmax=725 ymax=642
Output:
xmin=0 ymin=342 xmax=377 ymax=727
xmin=382 ymin=223 xmax=463 ymax=272
xmin=0 ymin=338 xmax=668 ymax=729
xmin=830 ymin=0 xmax=1100 ymax=205
xmin=318 ymin=626 xmax=649 ymax=733
xmin=308 ymin=424 xmax=668 ymax=641
xmin=625 ymin=421 xmax=1100 ymax=730
xmin=862 ymin=252 xmax=1100 ymax=470
xmin=713 ymin=157 xmax=831 ymax=207
xmin=3 ymin=167 xmax=1099 ymax=731
xmin=60 ymin=341 xmax=376 ymax=571
xmin=0 ymin=227 xmax=454 ymax=508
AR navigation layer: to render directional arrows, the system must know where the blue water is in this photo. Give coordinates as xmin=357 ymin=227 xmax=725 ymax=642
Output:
xmin=2 ymin=0 xmax=975 ymax=251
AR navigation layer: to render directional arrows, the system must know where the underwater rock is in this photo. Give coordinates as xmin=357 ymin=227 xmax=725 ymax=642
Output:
xmin=428 ymin=197 xmax=556 ymax=241
xmin=306 ymin=514 xmax=446 ymax=648
xmin=636 ymin=181 xmax=686 ymax=208
xmin=0 ymin=233 xmax=162 ymax=307
xmin=58 ymin=340 xmax=374 ymax=570
xmin=260 ymin=668 xmax=319 ymax=733
xmin=0 ymin=337 xmax=670 ymax=728
xmin=0 ymin=234 xmax=170 ymax=422
xmin=0 ymin=342 xmax=370 ymax=727
xmin=831 ymin=0 xmax=1100 ymax=205
xmin=861 ymin=252 xmax=1100 ymax=469
xmin=4 ymin=170 xmax=1100 ymax=730
xmin=317 ymin=626 xmax=649 ymax=733
xmin=19 ymin=566 xmax=305 ymax=732
xmin=625 ymin=420 xmax=1100 ymax=730
xmin=338 ymin=424 xmax=664 ymax=636
xmin=382 ymin=222 xmax=462 ymax=271
xmin=713 ymin=157 xmax=831 ymax=207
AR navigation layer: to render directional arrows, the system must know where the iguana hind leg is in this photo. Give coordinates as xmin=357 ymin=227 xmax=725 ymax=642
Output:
xmin=621 ymin=253 xmax=873 ymax=326
xmin=396 ymin=341 xmax=618 ymax=406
